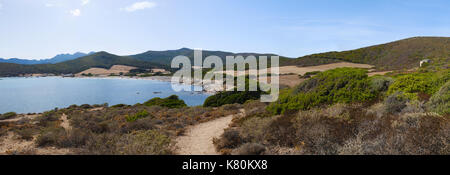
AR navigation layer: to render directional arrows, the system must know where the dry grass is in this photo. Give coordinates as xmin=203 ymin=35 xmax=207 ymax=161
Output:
xmin=76 ymin=65 xmax=137 ymax=76
xmin=217 ymin=102 xmax=449 ymax=155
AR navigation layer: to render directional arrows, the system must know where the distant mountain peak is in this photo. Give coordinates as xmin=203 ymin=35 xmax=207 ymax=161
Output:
xmin=0 ymin=52 xmax=95 ymax=65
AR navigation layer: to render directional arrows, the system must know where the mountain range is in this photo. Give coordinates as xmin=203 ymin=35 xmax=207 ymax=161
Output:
xmin=0 ymin=52 xmax=96 ymax=65
xmin=0 ymin=37 xmax=448 ymax=77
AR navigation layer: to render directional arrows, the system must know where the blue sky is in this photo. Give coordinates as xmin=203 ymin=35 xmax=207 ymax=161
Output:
xmin=0 ymin=0 xmax=449 ymax=59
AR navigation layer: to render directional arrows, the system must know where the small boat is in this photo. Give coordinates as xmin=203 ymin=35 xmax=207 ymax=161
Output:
xmin=153 ymin=92 xmax=162 ymax=94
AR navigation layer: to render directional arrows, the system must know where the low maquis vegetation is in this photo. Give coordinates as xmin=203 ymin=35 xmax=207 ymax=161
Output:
xmin=216 ymin=101 xmax=449 ymax=155
xmin=387 ymin=69 xmax=450 ymax=100
xmin=268 ymin=68 xmax=378 ymax=114
xmin=144 ymin=95 xmax=187 ymax=108
xmin=1 ymin=97 xmax=242 ymax=155
xmin=203 ymin=77 xmax=267 ymax=107
xmin=0 ymin=112 xmax=17 ymax=120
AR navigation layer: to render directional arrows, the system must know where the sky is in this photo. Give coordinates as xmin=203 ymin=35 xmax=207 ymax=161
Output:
xmin=0 ymin=0 xmax=449 ymax=59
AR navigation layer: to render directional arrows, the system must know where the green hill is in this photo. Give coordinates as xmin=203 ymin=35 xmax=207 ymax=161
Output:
xmin=131 ymin=48 xmax=281 ymax=66
xmin=0 ymin=52 xmax=166 ymax=76
xmin=282 ymin=37 xmax=450 ymax=70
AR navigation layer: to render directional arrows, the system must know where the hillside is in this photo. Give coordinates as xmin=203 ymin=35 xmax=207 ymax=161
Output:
xmin=0 ymin=52 xmax=95 ymax=65
xmin=0 ymin=52 xmax=165 ymax=76
xmin=283 ymin=37 xmax=450 ymax=70
xmin=131 ymin=48 xmax=282 ymax=66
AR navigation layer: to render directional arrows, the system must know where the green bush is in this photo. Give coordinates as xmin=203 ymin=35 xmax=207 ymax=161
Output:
xmin=427 ymin=81 xmax=450 ymax=115
xmin=126 ymin=110 xmax=150 ymax=122
xmin=268 ymin=68 xmax=377 ymax=114
xmin=299 ymin=71 xmax=321 ymax=78
xmin=387 ymin=70 xmax=449 ymax=100
xmin=111 ymin=104 xmax=127 ymax=108
xmin=0 ymin=112 xmax=17 ymax=120
xmin=203 ymin=77 xmax=266 ymax=107
xmin=144 ymin=95 xmax=187 ymax=108
xmin=203 ymin=91 xmax=262 ymax=107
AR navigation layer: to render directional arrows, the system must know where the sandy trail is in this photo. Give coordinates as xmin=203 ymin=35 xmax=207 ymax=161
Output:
xmin=176 ymin=110 xmax=245 ymax=155
xmin=0 ymin=114 xmax=38 ymax=123
xmin=60 ymin=114 xmax=72 ymax=131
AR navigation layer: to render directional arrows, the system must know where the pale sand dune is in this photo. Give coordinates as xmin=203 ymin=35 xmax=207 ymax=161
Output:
xmin=76 ymin=65 xmax=137 ymax=76
xmin=216 ymin=62 xmax=374 ymax=76
xmin=277 ymin=62 xmax=374 ymax=75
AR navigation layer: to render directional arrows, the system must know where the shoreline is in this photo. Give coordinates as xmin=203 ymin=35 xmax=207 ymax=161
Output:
xmin=1 ymin=75 xmax=221 ymax=94
xmin=0 ymin=75 xmax=219 ymax=115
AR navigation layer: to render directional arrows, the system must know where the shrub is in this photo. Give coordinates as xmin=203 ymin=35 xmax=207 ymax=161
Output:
xmin=214 ymin=129 xmax=243 ymax=150
xmin=80 ymin=104 xmax=92 ymax=109
xmin=233 ymin=143 xmax=266 ymax=155
xmin=144 ymin=95 xmax=187 ymax=108
xmin=122 ymin=117 xmax=155 ymax=133
xmin=268 ymin=68 xmax=377 ymax=114
xmin=15 ymin=128 xmax=38 ymax=141
xmin=36 ymin=128 xmax=66 ymax=147
xmin=370 ymin=76 xmax=394 ymax=92
xmin=204 ymin=91 xmax=262 ymax=107
xmin=427 ymin=81 xmax=450 ymax=115
xmin=0 ymin=112 xmax=17 ymax=120
xmin=58 ymin=128 xmax=91 ymax=148
xmin=387 ymin=70 xmax=449 ymax=100
xmin=384 ymin=92 xmax=408 ymax=114
xmin=114 ymin=130 xmax=172 ymax=155
xmin=203 ymin=77 xmax=267 ymax=107
xmin=299 ymin=71 xmax=321 ymax=78
xmin=111 ymin=104 xmax=127 ymax=108
xmin=126 ymin=110 xmax=150 ymax=122
xmin=339 ymin=113 xmax=449 ymax=155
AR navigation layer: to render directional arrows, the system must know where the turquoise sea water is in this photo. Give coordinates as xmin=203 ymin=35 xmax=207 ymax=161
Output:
xmin=0 ymin=77 xmax=210 ymax=114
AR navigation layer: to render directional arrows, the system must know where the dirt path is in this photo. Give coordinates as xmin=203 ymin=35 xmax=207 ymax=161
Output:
xmin=60 ymin=114 xmax=72 ymax=131
xmin=176 ymin=110 xmax=245 ymax=155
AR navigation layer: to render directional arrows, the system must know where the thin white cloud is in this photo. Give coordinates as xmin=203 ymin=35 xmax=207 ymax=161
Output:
xmin=45 ymin=3 xmax=54 ymax=7
xmin=81 ymin=0 xmax=90 ymax=6
xmin=70 ymin=9 xmax=81 ymax=16
xmin=123 ymin=1 xmax=156 ymax=12
xmin=0 ymin=3 xmax=3 ymax=9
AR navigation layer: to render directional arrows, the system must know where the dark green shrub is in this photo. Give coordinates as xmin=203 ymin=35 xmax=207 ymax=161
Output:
xmin=203 ymin=76 xmax=267 ymax=107
xmin=111 ymin=104 xmax=127 ymax=108
xmin=268 ymin=68 xmax=377 ymax=114
xmin=80 ymin=104 xmax=92 ymax=109
xmin=144 ymin=95 xmax=187 ymax=108
xmin=299 ymin=71 xmax=321 ymax=78
xmin=0 ymin=112 xmax=17 ymax=120
xmin=203 ymin=91 xmax=262 ymax=107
